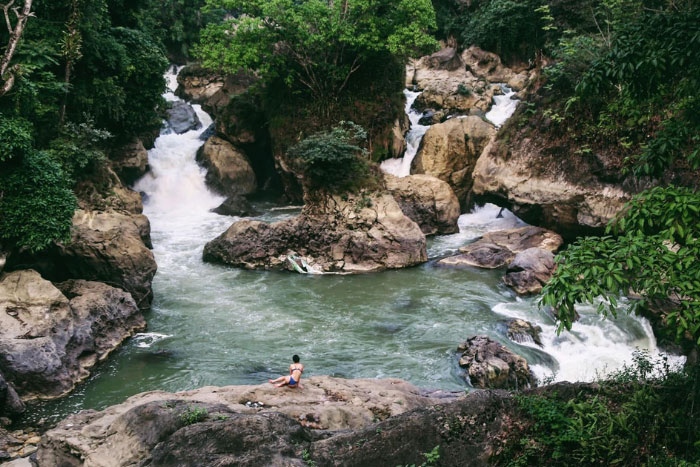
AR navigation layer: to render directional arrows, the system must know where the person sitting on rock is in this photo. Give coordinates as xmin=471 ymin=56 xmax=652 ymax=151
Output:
xmin=269 ymin=354 xmax=304 ymax=388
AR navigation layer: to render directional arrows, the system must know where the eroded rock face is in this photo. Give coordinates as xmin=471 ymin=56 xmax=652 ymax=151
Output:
xmin=413 ymin=116 xmax=495 ymax=206
xmin=0 ymin=372 xmax=24 ymax=418
xmin=437 ymin=226 xmax=562 ymax=269
xmin=166 ymin=101 xmax=202 ymax=134
xmin=196 ymin=136 xmax=257 ymax=196
xmin=204 ymin=192 xmax=427 ymax=273
xmin=176 ymin=65 xmax=257 ymax=116
xmin=503 ymin=248 xmax=556 ymax=295
xmin=472 ymin=137 xmax=632 ymax=238
xmin=385 ymin=174 xmax=460 ymax=235
xmin=37 ymin=376 xmax=441 ymax=466
xmin=109 ymin=139 xmax=149 ymax=185
xmin=0 ymin=270 xmax=144 ymax=401
xmin=458 ymin=336 xmax=533 ymax=389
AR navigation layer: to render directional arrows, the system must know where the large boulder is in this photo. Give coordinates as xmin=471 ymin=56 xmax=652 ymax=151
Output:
xmin=197 ymin=136 xmax=257 ymax=196
xmin=0 ymin=372 xmax=24 ymax=418
xmin=385 ymin=174 xmax=460 ymax=235
xmin=109 ymin=139 xmax=149 ymax=185
xmin=0 ymin=270 xmax=144 ymax=400
xmin=457 ymin=336 xmax=534 ymax=389
xmin=176 ymin=65 xmax=257 ymax=116
xmin=472 ymin=135 xmax=632 ymax=239
xmin=166 ymin=101 xmax=202 ymax=134
xmin=37 ymin=376 xmax=442 ymax=466
xmin=413 ymin=116 xmax=496 ymax=206
xmin=503 ymin=248 xmax=556 ymax=295
xmin=204 ymin=192 xmax=427 ymax=273
xmin=437 ymin=226 xmax=562 ymax=269
xmin=211 ymin=195 xmax=258 ymax=217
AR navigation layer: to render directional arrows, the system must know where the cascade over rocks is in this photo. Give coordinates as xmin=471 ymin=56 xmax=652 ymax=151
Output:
xmin=384 ymin=174 xmax=460 ymax=235
xmin=37 ymin=376 xmax=442 ymax=466
xmin=412 ymin=116 xmax=495 ymax=207
xmin=503 ymin=248 xmax=556 ymax=295
xmin=504 ymin=318 xmax=543 ymax=347
xmin=196 ymin=135 xmax=257 ymax=196
xmin=203 ymin=192 xmax=427 ymax=273
xmin=457 ymin=336 xmax=534 ymax=389
xmin=437 ymin=226 xmax=562 ymax=269
xmin=0 ymin=270 xmax=144 ymax=401
xmin=165 ymin=101 xmax=202 ymax=134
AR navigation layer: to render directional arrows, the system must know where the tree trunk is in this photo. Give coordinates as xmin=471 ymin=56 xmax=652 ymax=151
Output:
xmin=0 ymin=0 xmax=33 ymax=97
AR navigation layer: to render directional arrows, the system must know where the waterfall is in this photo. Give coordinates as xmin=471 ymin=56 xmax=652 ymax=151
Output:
xmin=485 ymin=84 xmax=519 ymax=127
xmin=380 ymin=89 xmax=430 ymax=177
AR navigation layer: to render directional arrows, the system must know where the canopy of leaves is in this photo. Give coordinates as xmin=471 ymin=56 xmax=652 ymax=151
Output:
xmin=0 ymin=151 xmax=76 ymax=252
xmin=287 ymin=121 xmax=371 ymax=193
xmin=541 ymin=186 xmax=700 ymax=345
xmin=0 ymin=115 xmax=33 ymax=162
xmin=197 ymin=0 xmax=438 ymax=103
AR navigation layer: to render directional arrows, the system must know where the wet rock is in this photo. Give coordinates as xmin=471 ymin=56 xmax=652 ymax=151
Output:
xmin=37 ymin=376 xmax=441 ymax=466
xmin=74 ymin=165 xmax=144 ymax=215
xmin=503 ymin=248 xmax=556 ymax=295
xmin=504 ymin=319 xmax=543 ymax=347
xmin=413 ymin=116 xmax=495 ymax=206
xmin=109 ymin=139 xmax=149 ymax=185
xmin=457 ymin=336 xmax=534 ymax=389
xmin=204 ymin=192 xmax=427 ymax=273
xmin=385 ymin=174 xmax=460 ymax=235
xmin=212 ymin=195 xmax=258 ymax=217
xmin=196 ymin=136 xmax=257 ymax=197
xmin=166 ymin=101 xmax=202 ymax=134
xmin=176 ymin=65 xmax=257 ymax=116
xmin=0 ymin=372 xmax=24 ymax=418
xmin=0 ymin=270 xmax=144 ymax=400
xmin=437 ymin=226 xmax=562 ymax=269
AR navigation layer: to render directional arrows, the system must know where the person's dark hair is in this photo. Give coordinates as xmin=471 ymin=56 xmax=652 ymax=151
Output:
xmin=292 ymin=354 xmax=300 ymax=363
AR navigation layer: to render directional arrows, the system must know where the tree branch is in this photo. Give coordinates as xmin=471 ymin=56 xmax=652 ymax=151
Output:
xmin=0 ymin=0 xmax=33 ymax=97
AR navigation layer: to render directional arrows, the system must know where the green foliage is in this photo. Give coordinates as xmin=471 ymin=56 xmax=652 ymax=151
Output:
xmin=541 ymin=186 xmax=700 ymax=345
xmin=179 ymin=405 xmax=208 ymax=425
xmin=46 ymin=118 xmax=111 ymax=182
xmin=197 ymin=0 xmax=438 ymax=104
xmin=459 ymin=0 xmax=547 ymax=61
xmin=0 ymin=115 xmax=33 ymax=162
xmin=495 ymin=352 xmax=700 ymax=466
xmin=456 ymin=83 xmax=471 ymax=96
xmin=288 ymin=121 xmax=373 ymax=193
xmin=0 ymin=151 xmax=76 ymax=252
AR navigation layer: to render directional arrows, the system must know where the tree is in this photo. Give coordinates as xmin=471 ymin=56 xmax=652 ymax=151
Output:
xmin=0 ymin=0 xmax=33 ymax=96
xmin=541 ymin=186 xmax=700 ymax=346
xmin=197 ymin=0 xmax=438 ymax=106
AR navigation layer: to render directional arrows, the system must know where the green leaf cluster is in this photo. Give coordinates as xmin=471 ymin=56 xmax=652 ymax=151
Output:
xmin=541 ymin=186 xmax=700 ymax=345
xmin=287 ymin=121 xmax=373 ymax=194
xmin=196 ymin=0 xmax=438 ymax=104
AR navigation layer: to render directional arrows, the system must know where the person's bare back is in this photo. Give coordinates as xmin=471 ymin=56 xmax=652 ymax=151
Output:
xmin=268 ymin=354 xmax=304 ymax=388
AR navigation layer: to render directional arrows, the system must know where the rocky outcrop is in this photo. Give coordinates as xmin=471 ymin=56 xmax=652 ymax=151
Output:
xmin=384 ymin=174 xmax=460 ymax=235
xmin=109 ymin=139 xmax=149 ymax=185
xmin=0 ymin=270 xmax=144 ymax=401
xmin=408 ymin=46 xmax=531 ymax=116
xmin=166 ymin=101 xmax=202 ymax=134
xmin=503 ymin=248 xmax=556 ymax=295
xmin=204 ymin=192 xmax=427 ymax=273
xmin=472 ymin=135 xmax=632 ymax=238
xmin=196 ymin=136 xmax=257 ymax=196
xmin=412 ymin=116 xmax=495 ymax=206
xmin=437 ymin=226 xmax=562 ymax=269
xmin=457 ymin=336 xmax=534 ymax=389
xmin=176 ymin=65 xmax=257 ymax=116
xmin=0 ymin=372 xmax=24 ymax=418
xmin=37 ymin=376 xmax=443 ymax=466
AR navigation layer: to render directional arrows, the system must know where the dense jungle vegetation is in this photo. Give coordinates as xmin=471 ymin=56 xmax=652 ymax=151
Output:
xmin=1 ymin=0 xmax=699 ymax=463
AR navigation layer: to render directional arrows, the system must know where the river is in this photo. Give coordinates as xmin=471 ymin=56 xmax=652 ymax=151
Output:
xmin=25 ymin=69 xmax=682 ymax=425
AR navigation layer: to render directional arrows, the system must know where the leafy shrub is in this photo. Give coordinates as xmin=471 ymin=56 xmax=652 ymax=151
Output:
xmin=287 ymin=121 xmax=374 ymax=194
xmin=47 ymin=118 xmax=111 ymax=182
xmin=0 ymin=116 xmax=33 ymax=162
xmin=457 ymin=83 xmax=471 ymax=96
xmin=0 ymin=151 xmax=76 ymax=252
xmin=180 ymin=405 xmax=208 ymax=425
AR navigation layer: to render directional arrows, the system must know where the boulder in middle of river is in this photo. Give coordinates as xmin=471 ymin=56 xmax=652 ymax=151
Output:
xmin=503 ymin=247 xmax=556 ymax=295
xmin=166 ymin=100 xmax=202 ymax=134
xmin=196 ymin=136 xmax=257 ymax=197
xmin=203 ymin=191 xmax=427 ymax=273
xmin=458 ymin=335 xmax=534 ymax=390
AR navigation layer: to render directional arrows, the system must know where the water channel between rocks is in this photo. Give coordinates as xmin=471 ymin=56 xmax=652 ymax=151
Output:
xmin=27 ymin=70 xmax=683 ymax=425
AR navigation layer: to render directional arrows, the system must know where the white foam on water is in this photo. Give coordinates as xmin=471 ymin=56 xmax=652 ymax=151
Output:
xmin=380 ymin=89 xmax=430 ymax=177
xmin=132 ymin=332 xmax=173 ymax=348
xmin=485 ymin=84 xmax=519 ymax=127
xmin=491 ymin=302 xmax=685 ymax=383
